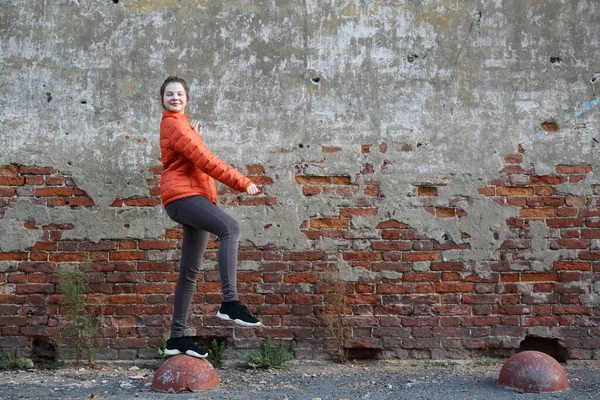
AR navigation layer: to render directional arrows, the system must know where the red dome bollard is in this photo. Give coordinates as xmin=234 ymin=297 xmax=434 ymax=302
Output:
xmin=152 ymin=355 xmax=220 ymax=393
xmin=498 ymin=350 xmax=569 ymax=393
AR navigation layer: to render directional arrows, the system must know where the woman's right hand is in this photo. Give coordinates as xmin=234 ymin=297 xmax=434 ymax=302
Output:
xmin=246 ymin=184 xmax=260 ymax=195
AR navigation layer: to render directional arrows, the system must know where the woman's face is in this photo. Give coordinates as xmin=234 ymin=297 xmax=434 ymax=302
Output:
xmin=162 ymin=82 xmax=188 ymax=113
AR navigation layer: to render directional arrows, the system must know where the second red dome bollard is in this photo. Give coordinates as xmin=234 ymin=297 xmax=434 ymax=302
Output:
xmin=498 ymin=350 xmax=569 ymax=393
xmin=152 ymin=355 xmax=220 ymax=393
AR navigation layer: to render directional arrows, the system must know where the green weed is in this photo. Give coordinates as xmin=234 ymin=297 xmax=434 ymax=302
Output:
xmin=57 ymin=261 xmax=101 ymax=366
xmin=431 ymin=360 xmax=459 ymax=367
xmin=0 ymin=349 xmax=32 ymax=370
xmin=151 ymin=338 xmax=169 ymax=361
xmin=246 ymin=337 xmax=293 ymax=369
xmin=207 ymin=339 xmax=226 ymax=368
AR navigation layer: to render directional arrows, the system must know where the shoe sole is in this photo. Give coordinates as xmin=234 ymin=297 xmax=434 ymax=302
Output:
xmin=164 ymin=349 xmax=208 ymax=358
xmin=217 ymin=311 xmax=262 ymax=327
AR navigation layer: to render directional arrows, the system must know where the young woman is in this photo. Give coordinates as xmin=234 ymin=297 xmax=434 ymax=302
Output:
xmin=158 ymin=75 xmax=262 ymax=359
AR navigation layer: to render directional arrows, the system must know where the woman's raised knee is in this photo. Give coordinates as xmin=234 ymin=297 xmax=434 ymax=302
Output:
xmin=220 ymin=219 xmax=240 ymax=240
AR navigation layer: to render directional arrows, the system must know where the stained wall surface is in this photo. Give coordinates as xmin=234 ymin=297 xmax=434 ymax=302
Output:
xmin=1 ymin=0 xmax=599 ymax=361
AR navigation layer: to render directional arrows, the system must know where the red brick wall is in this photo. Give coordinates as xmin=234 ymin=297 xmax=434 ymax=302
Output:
xmin=1 ymin=147 xmax=599 ymax=361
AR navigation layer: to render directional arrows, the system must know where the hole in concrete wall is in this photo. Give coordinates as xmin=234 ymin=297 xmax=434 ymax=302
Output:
xmin=45 ymin=92 xmax=52 ymax=102
xmin=81 ymin=100 xmax=87 ymax=104
xmin=518 ymin=335 xmax=569 ymax=363
xmin=67 ymin=161 xmax=72 ymax=165
xmin=540 ymin=121 xmax=559 ymax=132
xmin=298 ymin=143 xmax=304 ymax=148
xmin=113 ymin=0 xmax=119 ymax=3
xmin=407 ymin=54 xmax=419 ymax=63
xmin=311 ymin=77 xmax=321 ymax=84
xmin=346 ymin=348 xmax=381 ymax=360
xmin=550 ymin=56 xmax=562 ymax=64
xmin=31 ymin=337 xmax=58 ymax=364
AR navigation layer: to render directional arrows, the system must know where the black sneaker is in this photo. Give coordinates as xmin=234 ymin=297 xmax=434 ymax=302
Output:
xmin=164 ymin=337 xmax=208 ymax=358
xmin=217 ymin=301 xmax=262 ymax=327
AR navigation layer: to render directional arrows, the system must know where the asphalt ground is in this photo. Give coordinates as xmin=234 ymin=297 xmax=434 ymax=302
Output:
xmin=0 ymin=360 xmax=598 ymax=400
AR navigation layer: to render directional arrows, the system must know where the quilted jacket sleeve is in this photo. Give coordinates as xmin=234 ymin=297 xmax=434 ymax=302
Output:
xmin=167 ymin=120 xmax=252 ymax=192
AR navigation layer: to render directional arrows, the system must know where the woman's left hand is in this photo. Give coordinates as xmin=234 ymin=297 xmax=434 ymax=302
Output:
xmin=246 ymin=184 xmax=260 ymax=195
xmin=191 ymin=120 xmax=202 ymax=135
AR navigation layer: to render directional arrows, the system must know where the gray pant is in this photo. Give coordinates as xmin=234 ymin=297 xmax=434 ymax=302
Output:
xmin=165 ymin=195 xmax=240 ymax=338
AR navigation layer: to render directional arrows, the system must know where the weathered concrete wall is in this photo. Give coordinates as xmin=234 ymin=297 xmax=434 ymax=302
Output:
xmin=1 ymin=0 xmax=599 ymax=361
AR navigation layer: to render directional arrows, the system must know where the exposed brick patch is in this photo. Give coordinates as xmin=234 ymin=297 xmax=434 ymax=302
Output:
xmin=556 ymin=164 xmax=592 ymax=175
xmin=417 ymin=186 xmax=437 ymax=197
xmin=245 ymin=164 xmax=274 ymax=187
xmin=321 ymin=146 xmax=342 ymax=153
xmin=339 ymin=208 xmax=378 ymax=218
xmin=295 ymin=175 xmax=352 ymax=186
xmin=417 ymin=185 xmax=470 ymax=218
xmin=425 ymin=205 xmax=468 ymax=219
xmin=426 ymin=207 xmax=456 ymax=218
xmin=478 ymin=148 xmax=596 ymax=337
xmin=504 ymin=154 xmax=523 ymax=164
xmin=302 ymin=186 xmax=321 ymax=196
xmin=0 ymin=164 xmax=95 ymax=214
xmin=309 ymin=218 xmax=349 ymax=229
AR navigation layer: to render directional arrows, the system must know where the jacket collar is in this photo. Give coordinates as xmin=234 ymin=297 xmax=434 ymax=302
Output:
xmin=162 ymin=110 xmax=188 ymax=119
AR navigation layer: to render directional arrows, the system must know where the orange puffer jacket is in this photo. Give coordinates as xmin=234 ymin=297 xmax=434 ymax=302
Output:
xmin=159 ymin=110 xmax=252 ymax=206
